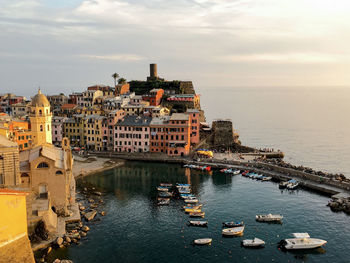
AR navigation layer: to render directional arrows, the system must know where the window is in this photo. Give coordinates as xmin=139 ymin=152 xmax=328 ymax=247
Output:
xmin=37 ymin=162 xmax=49 ymax=169
xmin=40 ymin=125 xmax=43 ymax=132
xmin=56 ymin=170 xmax=63 ymax=175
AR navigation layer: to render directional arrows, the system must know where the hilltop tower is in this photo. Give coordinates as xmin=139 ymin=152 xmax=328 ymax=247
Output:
xmin=29 ymin=89 xmax=52 ymax=146
xmin=147 ymin=63 xmax=164 ymax=81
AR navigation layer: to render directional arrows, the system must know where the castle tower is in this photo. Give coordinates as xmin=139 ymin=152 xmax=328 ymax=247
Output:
xmin=150 ymin=63 xmax=158 ymax=79
xmin=29 ymin=89 xmax=52 ymax=146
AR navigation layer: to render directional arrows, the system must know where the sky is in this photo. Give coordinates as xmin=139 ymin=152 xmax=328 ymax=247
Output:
xmin=1 ymin=0 xmax=350 ymax=96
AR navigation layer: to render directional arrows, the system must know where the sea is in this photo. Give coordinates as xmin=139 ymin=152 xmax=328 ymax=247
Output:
xmin=199 ymin=86 xmax=350 ymax=178
xmin=45 ymin=87 xmax=350 ymax=262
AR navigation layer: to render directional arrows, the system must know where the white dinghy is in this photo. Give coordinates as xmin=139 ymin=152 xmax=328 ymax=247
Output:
xmin=242 ymin=238 xmax=265 ymax=248
xmin=194 ymin=238 xmax=212 ymax=245
xmin=256 ymin=214 xmax=283 ymax=223
xmin=222 ymin=226 xmax=245 ymax=236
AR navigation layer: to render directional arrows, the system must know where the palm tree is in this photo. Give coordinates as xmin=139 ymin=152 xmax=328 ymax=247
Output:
xmin=112 ymin=73 xmax=119 ymax=87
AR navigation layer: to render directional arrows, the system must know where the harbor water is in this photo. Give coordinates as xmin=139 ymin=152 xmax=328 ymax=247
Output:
xmin=48 ymin=162 xmax=350 ymax=263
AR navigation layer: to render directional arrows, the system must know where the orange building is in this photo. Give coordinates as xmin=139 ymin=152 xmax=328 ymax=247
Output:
xmin=0 ymin=119 xmax=32 ymax=151
xmin=142 ymin=89 xmax=164 ymax=106
xmin=115 ymin=83 xmax=130 ymax=96
xmin=150 ymin=113 xmax=191 ymax=156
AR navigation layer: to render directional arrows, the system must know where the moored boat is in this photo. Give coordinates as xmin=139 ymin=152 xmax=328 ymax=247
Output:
xmin=222 ymin=221 xmax=244 ymax=228
xmin=256 ymin=214 xmax=283 ymax=223
xmin=222 ymin=226 xmax=245 ymax=236
xmin=183 ymin=204 xmax=202 ymax=210
xmin=189 ymin=211 xmax=205 ymax=218
xmin=286 ymin=179 xmax=299 ymax=190
xmin=160 ymin=183 xmax=173 ymax=187
xmin=242 ymin=238 xmax=265 ymax=248
xmin=279 ymin=181 xmax=289 ymax=189
xmin=158 ymin=192 xmax=173 ymax=198
xmin=262 ymin=176 xmax=272 ymax=181
xmin=185 ymin=208 xmax=202 ymax=213
xmin=189 ymin=220 xmax=208 ymax=227
xmin=278 ymin=233 xmax=327 ymax=250
xmin=193 ymin=238 xmax=212 ymax=245
xmin=157 ymin=186 xmax=169 ymax=192
xmin=184 ymin=199 xmax=198 ymax=204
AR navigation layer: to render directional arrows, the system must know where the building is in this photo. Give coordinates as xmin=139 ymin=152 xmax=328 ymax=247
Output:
xmin=0 ymin=118 xmax=32 ymax=151
xmin=0 ymin=189 xmax=35 ymax=263
xmin=0 ymin=94 xmax=26 ymax=114
xmin=52 ymin=116 xmax=68 ymax=146
xmin=69 ymin=92 xmax=84 ymax=106
xmin=10 ymin=102 xmax=31 ymax=117
xmin=143 ymin=106 xmax=170 ymax=117
xmin=146 ymin=63 xmax=164 ymax=82
xmin=60 ymin=103 xmax=78 ymax=117
xmin=29 ymin=89 xmax=52 ymax=146
xmin=165 ymin=94 xmax=201 ymax=109
xmin=115 ymin=83 xmax=130 ymax=95
xmin=63 ymin=114 xmax=85 ymax=147
xmin=114 ymin=115 xmax=151 ymax=153
xmin=121 ymin=104 xmax=144 ymax=116
xmin=47 ymin=94 xmax=68 ymax=110
xmin=150 ymin=113 xmax=191 ymax=156
xmin=186 ymin=109 xmax=200 ymax=144
xmin=0 ymin=135 xmax=21 ymax=186
xmin=84 ymin=115 xmax=105 ymax=151
xmin=82 ymin=90 xmax=103 ymax=108
xmin=142 ymin=88 xmax=164 ymax=106
xmin=102 ymin=110 xmax=125 ymax=151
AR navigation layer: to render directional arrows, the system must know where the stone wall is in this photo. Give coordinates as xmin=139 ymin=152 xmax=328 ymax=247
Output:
xmin=212 ymin=120 xmax=234 ymax=147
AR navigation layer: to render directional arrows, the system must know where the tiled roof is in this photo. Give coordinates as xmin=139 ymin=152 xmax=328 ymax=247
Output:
xmin=170 ymin=113 xmax=189 ymax=121
xmin=116 ymin=115 xmax=152 ymax=127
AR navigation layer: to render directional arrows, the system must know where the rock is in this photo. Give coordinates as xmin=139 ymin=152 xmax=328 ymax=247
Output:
xmin=88 ymin=199 xmax=95 ymax=203
xmin=78 ymin=222 xmax=83 ymax=228
xmin=90 ymin=204 xmax=98 ymax=209
xmin=56 ymin=237 xmax=64 ymax=246
xmin=99 ymin=199 xmax=104 ymax=203
xmin=40 ymin=257 xmax=45 ymax=262
xmin=94 ymin=191 xmax=102 ymax=196
xmin=65 ymin=236 xmax=71 ymax=243
xmin=80 ymin=211 xmax=86 ymax=215
xmin=60 ymin=260 xmax=74 ymax=263
xmin=329 ymin=201 xmax=342 ymax=212
xmin=84 ymin=210 xmax=97 ymax=221
xmin=100 ymin=211 xmax=106 ymax=216
xmin=80 ymin=231 xmax=87 ymax=237
xmin=53 ymin=259 xmax=61 ymax=263
xmin=46 ymin=246 xmax=52 ymax=254
xmin=79 ymin=206 xmax=86 ymax=211
xmin=84 ymin=187 xmax=87 ymax=191
xmin=72 ymin=238 xmax=78 ymax=243
xmin=82 ymin=225 xmax=90 ymax=232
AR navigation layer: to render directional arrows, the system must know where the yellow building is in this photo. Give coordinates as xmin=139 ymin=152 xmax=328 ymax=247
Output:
xmin=63 ymin=114 xmax=85 ymax=147
xmin=29 ymin=89 xmax=52 ymax=146
xmin=0 ymin=189 xmax=34 ymax=263
xmin=0 ymin=135 xmax=20 ymax=186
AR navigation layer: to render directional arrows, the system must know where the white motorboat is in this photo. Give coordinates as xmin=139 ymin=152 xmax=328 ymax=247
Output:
xmin=287 ymin=181 xmax=299 ymax=190
xmin=222 ymin=226 xmax=245 ymax=236
xmin=278 ymin=233 xmax=327 ymax=250
xmin=189 ymin=221 xmax=208 ymax=227
xmin=242 ymin=238 xmax=265 ymax=247
xmin=194 ymin=238 xmax=212 ymax=245
xmin=262 ymin=176 xmax=272 ymax=181
xmin=256 ymin=214 xmax=283 ymax=222
xmin=233 ymin=170 xmax=241 ymax=175
xmin=184 ymin=199 xmax=198 ymax=204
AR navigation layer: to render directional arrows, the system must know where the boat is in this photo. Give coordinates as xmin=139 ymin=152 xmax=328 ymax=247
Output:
xmin=256 ymin=214 xmax=283 ymax=223
xmin=176 ymin=183 xmax=191 ymax=187
xmin=242 ymin=238 xmax=265 ymax=248
xmin=189 ymin=220 xmax=208 ymax=227
xmin=157 ymin=186 xmax=169 ymax=192
xmin=180 ymin=194 xmax=195 ymax=199
xmin=232 ymin=169 xmax=241 ymax=175
xmin=158 ymin=192 xmax=173 ymax=198
xmin=220 ymin=168 xmax=228 ymax=173
xmin=189 ymin=211 xmax=205 ymax=218
xmin=160 ymin=183 xmax=173 ymax=187
xmin=222 ymin=221 xmax=244 ymax=228
xmin=183 ymin=204 xmax=202 ymax=210
xmin=157 ymin=199 xmax=170 ymax=205
xmin=286 ymin=179 xmax=299 ymax=190
xmin=222 ymin=226 xmax=245 ymax=236
xmin=193 ymin=238 xmax=212 ymax=245
xmin=178 ymin=189 xmax=191 ymax=194
xmin=278 ymin=233 xmax=327 ymax=250
xmin=185 ymin=208 xmax=202 ymax=213
xmin=279 ymin=181 xmax=289 ymax=189
xmin=184 ymin=199 xmax=198 ymax=204
xmin=262 ymin=176 xmax=272 ymax=181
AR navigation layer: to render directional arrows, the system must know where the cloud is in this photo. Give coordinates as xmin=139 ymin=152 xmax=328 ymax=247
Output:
xmin=79 ymin=54 xmax=146 ymax=61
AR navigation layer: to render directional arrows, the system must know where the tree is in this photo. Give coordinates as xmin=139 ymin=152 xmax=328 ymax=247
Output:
xmin=111 ymin=73 xmax=119 ymax=87
xmin=118 ymin=77 xmax=127 ymax=84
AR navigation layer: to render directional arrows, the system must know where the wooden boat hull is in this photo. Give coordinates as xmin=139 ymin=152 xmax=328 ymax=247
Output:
xmin=189 ymin=212 xmax=205 ymax=218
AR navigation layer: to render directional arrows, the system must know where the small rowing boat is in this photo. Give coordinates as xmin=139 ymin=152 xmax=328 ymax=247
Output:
xmin=193 ymin=238 xmax=212 ymax=245
xmin=184 ymin=199 xmax=198 ymax=204
xmin=185 ymin=208 xmax=202 ymax=213
xmin=222 ymin=226 xmax=245 ymax=236
xmin=189 ymin=221 xmax=208 ymax=227
xmin=242 ymin=238 xmax=265 ymax=248
xmin=222 ymin=221 xmax=244 ymax=228
xmin=256 ymin=214 xmax=283 ymax=223
xmin=183 ymin=204 xmax=202 ymax=210
xmin=189 ymin=211 xmax=205 ymax=218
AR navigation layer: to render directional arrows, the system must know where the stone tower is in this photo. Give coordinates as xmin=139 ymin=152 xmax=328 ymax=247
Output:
xmin=29 ymin=89 xmax=52 ymax=146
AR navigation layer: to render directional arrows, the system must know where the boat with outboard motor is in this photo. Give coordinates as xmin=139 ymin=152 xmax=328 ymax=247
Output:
xmin=256 ymin=214 xmax=283 ymax=223
xmin=189 ymin=220 xmax=208 ymax=227
xmin=278 ymin=233 xmax=327 ymax=250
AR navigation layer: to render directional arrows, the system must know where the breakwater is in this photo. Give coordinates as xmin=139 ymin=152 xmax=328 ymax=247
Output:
xmin=85 ymin=152 xmax=350 ymax=198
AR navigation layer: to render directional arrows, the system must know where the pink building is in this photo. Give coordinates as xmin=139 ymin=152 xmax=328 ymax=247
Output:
xmin=186 ymin=109 xmax=200 ymax=144
xmin=102 ymin=109 xmax=125 ymax=151
xmin=52 ymin=116 xmax=68 ymax=146
xmin=114 ymin=115 xmax=151 ymax=153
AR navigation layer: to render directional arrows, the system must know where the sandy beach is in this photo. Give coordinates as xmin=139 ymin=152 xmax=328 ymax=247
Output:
xmin=72 ymin=155 xmax=125 ymax=178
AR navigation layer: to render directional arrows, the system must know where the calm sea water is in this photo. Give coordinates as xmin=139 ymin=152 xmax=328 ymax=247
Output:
xmin=48 ymin=162 xmax=350 ymax=263
xmin=199 ymin=87 xmax=350 ymax=177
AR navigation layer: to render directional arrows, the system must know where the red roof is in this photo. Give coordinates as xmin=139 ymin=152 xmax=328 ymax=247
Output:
xmin=61 ymin=104 xmax=77 ymax=109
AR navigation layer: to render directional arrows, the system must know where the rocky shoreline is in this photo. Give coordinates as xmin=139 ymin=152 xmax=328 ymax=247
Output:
xmin=35 ymin=182 xmax=107 ymax=263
